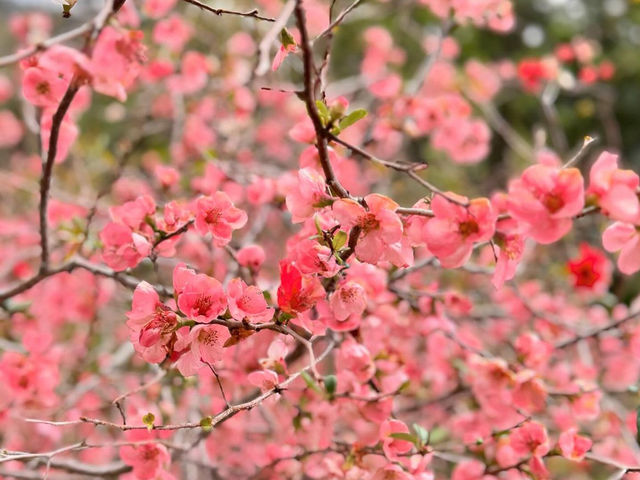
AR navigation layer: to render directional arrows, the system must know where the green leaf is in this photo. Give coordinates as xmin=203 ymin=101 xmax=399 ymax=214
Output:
xmin=142 ymin=412 xmax=155 ymax=431
xmin=200 ymin=416 xmax=213 ymax=432
xmin=279 ymin=28 xmax=296 ymax=48
xmin=332 ymin=231 xmax=348 ymax=251
xmin=412 ymin=424 xmax=430 ymax=447
xmin=389 ymin=432 xmax=417 ymax=444
xmin=314 ymin=215 xmax=324 ymax=238
xmin=323 ymin=375 xmax=337 ymax=397
xmin=300 ymin=371 xmax=323 ymax=394
xmin=315 ymin=100 xmax=330 ymax=127
xmin=338 ymin=109 xmax=367 ymax=130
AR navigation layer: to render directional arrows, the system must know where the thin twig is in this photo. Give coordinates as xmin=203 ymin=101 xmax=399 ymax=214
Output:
xmin=181 ymin=0 xmax=274 ymax=21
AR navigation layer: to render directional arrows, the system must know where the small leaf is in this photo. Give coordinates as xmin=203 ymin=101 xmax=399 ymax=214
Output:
xmin=323 ymin=375 xmax=337 ymax=397
xmin=338 ymin=109 xmax=367 ymax=130
xmin=315 ymin=100 xmax=330 ymax=127
xmin=314 ymin=215 xmax=324 ymax=238
xmin=412 ymin=424 xmax=430 ymax=447
xmin=200 ymin=416 xmax=213 ymax=432
xmin=389 ymin=432 xmax=417 ymax=444
xmin=332 ymin=231 xmax=348 ymax=251
xmin=142 ymin=412 xmax=155 ymax=431
xmin=300 ymin=371 xmax=323 ymax=394
xmin=279 ymin=28 xmax=296 ymax=48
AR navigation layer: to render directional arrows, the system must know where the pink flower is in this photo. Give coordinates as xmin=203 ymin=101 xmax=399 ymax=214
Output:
xmin=432 ymin=118 xmax=491 ymax=164
xmin=109 ymin=195 xmax=156 ymax=231
xmin=120 ymin=434 xmax=171 ymax=480
xmin=143 ymin=0 xmax=177 ymax=18
xmin=587 ymin=151 xmax=640 ymax=222
xmin=248 ymin=369 xmax=279 ymax=392
xmin=424 ymin=194 xmax=496 ymax=268
xmin=174 ymin=266 xmax=227 ymax=322
xmin=40 ymin=109 xmax=78 ymax=164
xmin=380 ymin=419 xmax=413 ymax=460
xmin=451 ymin=460 xmax=485 ymax=480
xmin=602 ymin=222 xmax=640 ymax=275
xmin=285 ymin=168 xmax=330 ymax=223
xmin=91 ymin=27 xmax=146 ymax=101
xmin=227 ymin=278 xmax=273 ymax=323
xmin=152 ymin=14 xmax=192 ymax=53
xmin=0 ymin=110 xmax=24 ymax=148
xmin=277 ymin=260 xmax=325 ymax=316
xmin=507 ymin=164 xmax=584 ymax=244
xmin=236 ymin=244 xmax=266 ymax=271
xmin=289 ymin=237 xmax=341 ymax=278
xmin=371 ymin=465 xmax=414 ymax=480
xmin=22 ymin=67 xmax=67 ymax=107
xmin=194 ymin=192 xmax=247 ymax=247
xmin=332 ymin=194 xmax=403 ymax=265
xmin=337 ymin=337 xmax=375 ymax=383
xmin=127 ymin=281 xmax=178 ymax=363
xmin=492 ymin=231 xmax=525 ymax=289
xmin=509 ymin=421 xmax=550 ymax=458
xmin=558 ymin=428 xmax=592 ymax=462
xmin=100 ymin=222 xmax=151 ymax=271
xmin=329 ymin=280 xmax=367 ymax=321
xmin=175 ymin=324 xmax=230 ymax=376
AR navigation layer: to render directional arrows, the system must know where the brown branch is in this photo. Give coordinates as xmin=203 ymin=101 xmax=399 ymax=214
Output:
xmin=39 ymin=83 xmax=80 ymax=272
xmin=182 ymin=0 xmax=275 ymax=21
xmin=555 ymin=310 xmax=640 ymax=349
xmin=313 ymin=0 xmax=362 ymax=43
xmin=294 ymin=0 xmax=350 ymax=199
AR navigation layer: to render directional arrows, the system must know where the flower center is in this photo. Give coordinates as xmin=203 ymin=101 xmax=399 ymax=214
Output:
xmin=193 ymin=294 xmax=213 ymax=316
xmin=359 ymin=213 xmax=379 ymax=233
xmin=458 ymin=220 xmax=479 ymax=238
xmin=36 ymin=82 xmax=50 ymax=95
xmin=542 ymin=193 xmax=564 ymax=213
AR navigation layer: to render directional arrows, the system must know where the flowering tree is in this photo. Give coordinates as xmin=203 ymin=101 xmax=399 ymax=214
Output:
xmin=1 ymin=0 xmax=640 ymax=479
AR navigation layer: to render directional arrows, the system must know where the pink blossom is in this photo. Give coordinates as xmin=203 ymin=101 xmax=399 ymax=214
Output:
xmin=174 ymin=324 xmax=230 ymax=376
xmin=120 ymin=434 xmax=171 ymax=480
xmin=558 ymin=428 xmax=592 ymax=461
xmin=587 ymin=151 xmax=640 ymax=222
xmin=194 ymin=192 xmax=248 ymax=247
xmin=248 ymin=369 xmax=279 ymax=392
xmin=100 ymin=222 xmax=152 ymax=271
xmin=152 ymin=14 xmax=193 ymax=52
xmin=127 ymin=281 xmax=177 ymax=363
xmin=143 ymin=0 xmax=177 ymax=18
xmin=380 ymin=419 xmax=413 ymax=460
xmin=176 ymin=270 xmax=227 ymax=322
xmin=285 ymin=168 xmax=331 ymax=223
xmin=22 ymin=67 xmax=67 ymax=107
xmin=109 ymin=195 xmax=156 ymax=231
xmin=602 ymin=222 xmax=640 ymax=275
xmin=0 ymin=110 xmax=24 ymax=148
xmin=236 ymin=244 xmax=266 ymax=271
xmin=424 ymin=194 xmax=496 ymax=268
xmin=332 ymin=194 xmax=403 ymax=265
xmin=227 ymin=278 xmax=273 ymax=323
xmin=91 ymin=27 xmax=146 ymax=101
xmin=329 ymin=280 xmax=367 ymax=321
xmin=451 ymin=460 xmax=486 ymax=480
xmin=509 ymin=421 xmax=550 ymax=458
xmin=507 ymin=164 xmax=584 ymax=244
